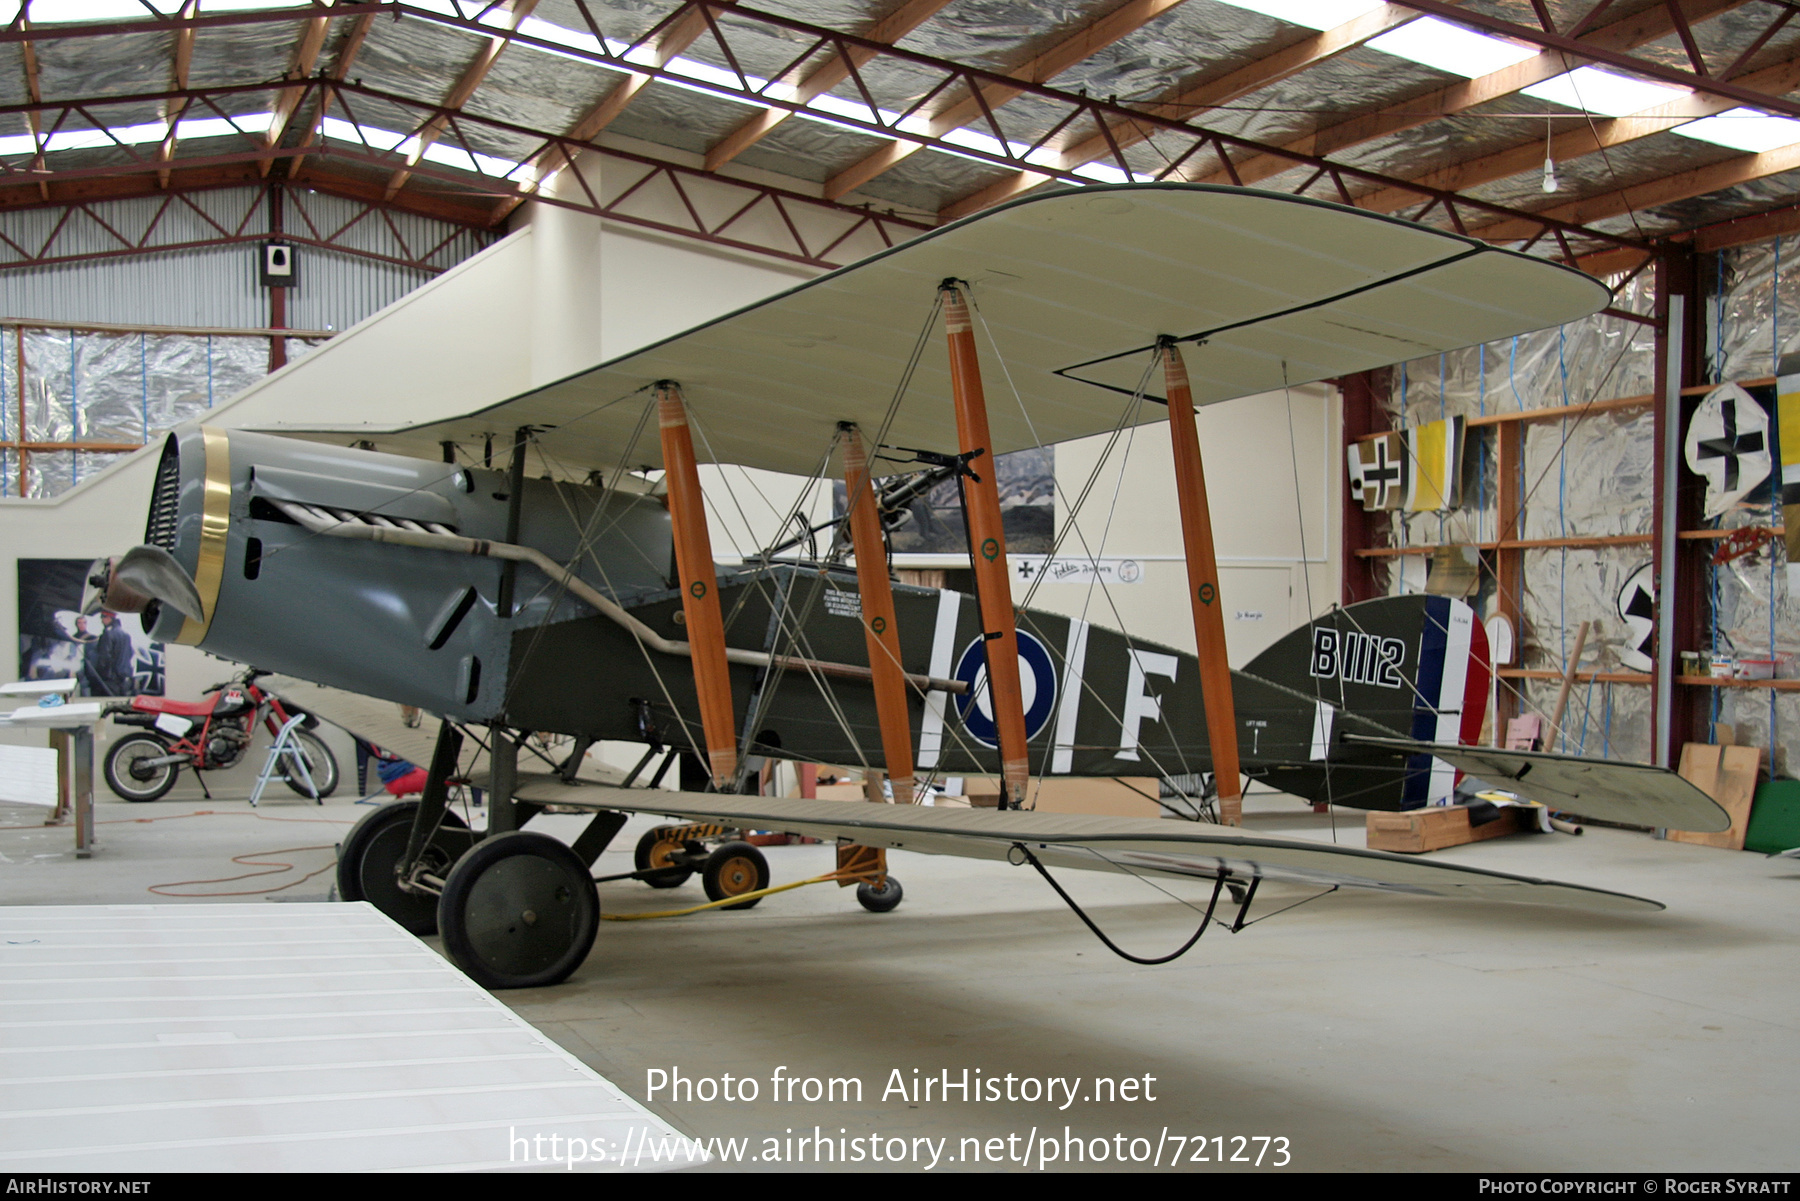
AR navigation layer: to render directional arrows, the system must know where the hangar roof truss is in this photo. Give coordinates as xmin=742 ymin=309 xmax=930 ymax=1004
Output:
xmin=4 ymin=0 xmax=1800 ymax=272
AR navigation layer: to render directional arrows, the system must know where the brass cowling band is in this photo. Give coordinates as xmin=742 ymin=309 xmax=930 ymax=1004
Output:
xmin=176 ymin=426 xmax=231 ymax=646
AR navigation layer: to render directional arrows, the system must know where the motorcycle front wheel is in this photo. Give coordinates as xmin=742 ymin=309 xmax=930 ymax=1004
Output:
xmin=280 ymin=730 xmax=340 ymax=799
xmin=103 ymin=733 xmax=180 ymax=802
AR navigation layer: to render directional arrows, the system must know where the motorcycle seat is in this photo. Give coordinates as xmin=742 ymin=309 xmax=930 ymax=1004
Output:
xmin=128 ymin=696 xmax=218 ymax=717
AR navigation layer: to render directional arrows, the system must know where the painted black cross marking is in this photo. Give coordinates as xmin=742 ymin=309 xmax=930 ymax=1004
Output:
xmin=1695 ymin=399 xmax=1766 ymax=491
xmin=1364 ymin=438 xmax=1403 ymax=508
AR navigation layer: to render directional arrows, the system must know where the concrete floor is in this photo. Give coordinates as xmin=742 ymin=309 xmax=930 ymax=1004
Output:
xmin=3 ymin=776 xmax=1795 ymax=1173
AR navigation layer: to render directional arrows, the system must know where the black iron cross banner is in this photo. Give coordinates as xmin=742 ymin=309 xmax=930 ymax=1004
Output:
xmin=1694 ymin=401 xmax=1765 ymax=490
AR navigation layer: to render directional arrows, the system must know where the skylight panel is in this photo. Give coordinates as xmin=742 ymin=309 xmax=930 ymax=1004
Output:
xmin=1366 ymin=17 xmax=1538 ymax=77
xmin=1210 ymin=0 xmax=1388 ymax=32
xmin=419 ymin=139 xmax=523 ymax=179
xmin=321 ymin=116 xmax=407 ymax=153
xmin=176 ymin=113 xmax=274 ymax=139
xmin=515 ymin=14 xmax=605 ymax=59
xmin=21 ymin=0 xmax=184 ymax=20
xmin=195 ymin=1 xmax=317 ymax=11
xmin=1521 ymin=67 xmax=1686 ymax=116
xmin=1672 ymin=108 xmax=1800 ymax=153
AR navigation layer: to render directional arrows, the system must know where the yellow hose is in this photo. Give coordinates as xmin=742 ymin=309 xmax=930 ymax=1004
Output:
xmin=599 ymin=870 xmax=863 ymax=921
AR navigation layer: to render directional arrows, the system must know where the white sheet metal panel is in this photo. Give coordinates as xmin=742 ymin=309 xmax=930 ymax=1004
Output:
xmin=0 ymin=903 xmax=698 ymax=1172
xmin=0 ymin=745 xmax=58 ymax=807
xmin=256 ymin=183 xmax=1609 ymax=478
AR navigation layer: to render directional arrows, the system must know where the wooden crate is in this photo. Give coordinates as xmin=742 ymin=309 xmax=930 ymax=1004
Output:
xmin=1366 ymin=804 xmax=1521 ymax=854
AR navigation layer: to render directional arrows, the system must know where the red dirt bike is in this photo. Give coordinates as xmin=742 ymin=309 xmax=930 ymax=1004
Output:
xmin=101 ymin=668 xmax=339 ymax=802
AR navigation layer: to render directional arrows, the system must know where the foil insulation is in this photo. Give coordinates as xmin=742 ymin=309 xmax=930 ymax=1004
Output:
xmin=1378 ymin=272 xmax=1661 ymax=761
xmin=1377 ymin=235 xmax=1800 ymax=773
xmin=5 ymin=329 xmax=272 ymax=500
xmin=1701 ymin=232 xmax=1800 ymax=772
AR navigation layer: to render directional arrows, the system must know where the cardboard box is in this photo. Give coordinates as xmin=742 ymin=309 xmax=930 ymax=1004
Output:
xmin=1366 ymin=804 xmax=1521 ymax=854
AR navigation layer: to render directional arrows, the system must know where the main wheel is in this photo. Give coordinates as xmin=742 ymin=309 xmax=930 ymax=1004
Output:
xmin=438 ymin=832 xmax=600 ymax=990
xmin=633 ymin=825 xmax=695 ymax=889
xmin=103 ymin=733 xmax=178 ymax=802
xmin=856 ymin=876 xmax=904 ymax=913
xmin=336 ymin=800 xmax=472 ymax=935
xmin=280 ymin=730 xmax=340 ymax=799
xmin=702 ymin=841 xmax=769 ymax=910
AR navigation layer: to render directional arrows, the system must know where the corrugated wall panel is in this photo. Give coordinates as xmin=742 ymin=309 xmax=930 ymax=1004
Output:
xmin=0 ymin=245 xmax=267 ymax=329
xmin=0 ymin=187 xmax=489 ymax=331
xmin=0 ymin=187 xmax=492 ymax=498
xmin=285 ymin=250 xmax=434 ymax=334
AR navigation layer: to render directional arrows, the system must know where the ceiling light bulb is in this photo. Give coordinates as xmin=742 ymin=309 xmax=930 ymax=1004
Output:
xmin=1542 ymin=154 xmax=1558 ymax=193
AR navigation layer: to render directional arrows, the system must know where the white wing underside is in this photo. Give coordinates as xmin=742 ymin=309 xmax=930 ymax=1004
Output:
xmin=511 ymin=776 xmax=1662 ymax=915
xmin=252 ymin=184 xmax=1608 ymax=478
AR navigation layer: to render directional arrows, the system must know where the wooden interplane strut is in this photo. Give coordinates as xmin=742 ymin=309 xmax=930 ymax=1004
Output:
xmin=656 ymin=383 xmax=738 ymax=788
xmin=840 ymin=423 xmax=916 ymax=803
xmin=1161 ymin=343 xmax=1242 ymax=825
xmin=941 ymin=282 xmax=1030 ymax=808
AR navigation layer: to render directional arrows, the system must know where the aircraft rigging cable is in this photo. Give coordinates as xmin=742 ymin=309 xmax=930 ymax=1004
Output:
xmin=1007 ymin=841 xmax=1229 ymax=965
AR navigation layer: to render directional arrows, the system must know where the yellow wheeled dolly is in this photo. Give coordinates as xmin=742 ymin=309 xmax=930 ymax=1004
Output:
xmin=610 ymin=824 xmax=904 ymax=915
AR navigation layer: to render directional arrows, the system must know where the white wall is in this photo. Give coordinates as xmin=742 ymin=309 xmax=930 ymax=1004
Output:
xmin=1021 ymin=382 xmax=1339 ymax=666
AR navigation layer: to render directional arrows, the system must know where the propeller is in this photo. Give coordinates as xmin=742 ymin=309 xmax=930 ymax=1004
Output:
xmin=81 ymin=546 xmax=205 ymax=620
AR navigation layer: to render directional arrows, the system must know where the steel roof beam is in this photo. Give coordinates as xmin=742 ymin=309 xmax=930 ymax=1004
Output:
xmin=385 ymin=0 xmax=538 ymax=200
xmin=18 ymin=17 xmax=46 ymax=201
xmin=490 ymin=0 xmax=739 ymax=223
xmin=1193 ymin=0 xmax=1747 ymax=189
xmin=156 ymin=0 xmax=198 ymax=189
xmin=820 ymin=0 xmax=1195 ymax=201
xmin=290 ymin=11 xmax=376 ymax=175
xmin=0 ymin=80 xmax=932 ymax=270
xmin=1385 ymin=0 xmax=1800 ymax=118
xmin=703 ymin=0 xmax=954 ymax=172
xmin=0 ymin=183 xmax=483 ymax=275
xmin=1352 ymin=52 xmax=1800 ymax=216
xmin=397 ymin=2 xmax=1648 ymax=255
xmin=940 ymin=0 xmax=1416 ymax=222
xmin=264 ymin=0 xmax=337 ymax=177
xmin=1470 ymin=135 xmax=1800 ymax=242
xmin=0 ymin=2 xmax=387 ymax=45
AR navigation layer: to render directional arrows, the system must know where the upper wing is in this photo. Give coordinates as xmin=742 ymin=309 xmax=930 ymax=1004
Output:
xmin=252 ymin=183 xmax=1607 ymax=478
xmin=511 ymin=776 xmax=1661 ymax=914
xmin=1345 ymin=735 xmax=1732 ymax=833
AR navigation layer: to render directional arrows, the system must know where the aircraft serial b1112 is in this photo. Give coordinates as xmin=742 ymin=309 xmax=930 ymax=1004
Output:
xmin=89 ymin=184 xmax=1729 ymax=990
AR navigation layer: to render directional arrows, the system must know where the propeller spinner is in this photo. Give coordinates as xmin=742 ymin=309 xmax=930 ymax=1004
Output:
xmin=82 ymin=546 xmax=205 ymax=620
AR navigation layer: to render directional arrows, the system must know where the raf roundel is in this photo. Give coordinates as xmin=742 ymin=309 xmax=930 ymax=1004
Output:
xmin=952 ymin=630 xmax=1058 ymax=748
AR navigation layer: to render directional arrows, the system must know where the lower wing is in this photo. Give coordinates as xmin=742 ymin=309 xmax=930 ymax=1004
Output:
xmin=511 ymin=776 xmax=1662 ymax=914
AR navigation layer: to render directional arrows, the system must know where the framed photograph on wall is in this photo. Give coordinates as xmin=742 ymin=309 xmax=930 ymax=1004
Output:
xmin=16 ymin=559 xmax=164 ymax=697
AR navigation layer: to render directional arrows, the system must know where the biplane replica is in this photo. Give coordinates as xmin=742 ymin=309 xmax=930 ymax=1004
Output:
xmin=88 ymin=183 xmax=1729 ymax=990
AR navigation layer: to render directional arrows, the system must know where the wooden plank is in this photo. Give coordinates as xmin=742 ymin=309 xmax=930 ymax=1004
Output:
xmin=1670 ymin=744 xmax=1759 ymax=849
xmin=1675 ymin=677 xmax=1800 ymax=691
xmin=1356 ymin=533 xmax=1652 ymax=557
xmin=1683 ymin=377 xmax=1775 ymax=394
xmin=1463 ymin=392 xmax=1653 ymax=426
xmin=1678 ymin=526 xmax=1783 ymax=540
xmin=1497 ymin=668 xmax=1653 ymax=684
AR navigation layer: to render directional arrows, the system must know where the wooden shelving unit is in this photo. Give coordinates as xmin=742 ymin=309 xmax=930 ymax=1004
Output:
xmin=1676 ymin=677 xmax=1800 ymax=691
